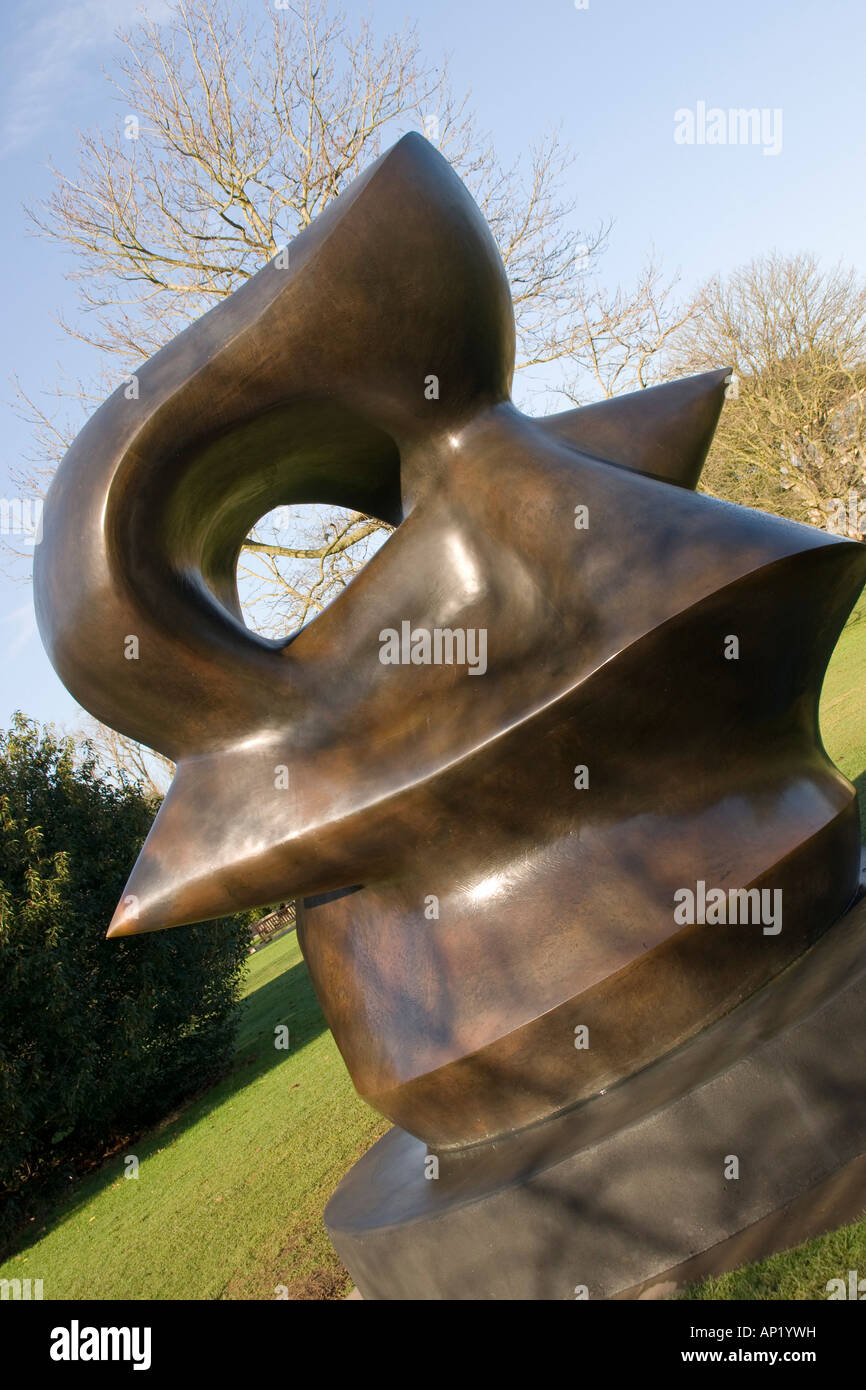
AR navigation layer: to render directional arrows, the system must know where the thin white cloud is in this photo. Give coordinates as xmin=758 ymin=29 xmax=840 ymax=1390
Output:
xmin=1 ymin=0 xmax=172 ymax=156
xmin=2 ymin=599 xmax=37 ymax=657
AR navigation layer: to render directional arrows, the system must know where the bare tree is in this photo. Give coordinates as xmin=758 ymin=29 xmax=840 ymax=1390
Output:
xmin=13 ymin=0 xmax=610 ymax=637
xmin=14 ymin=0 xmax=693 ymax=778
xmin=560 ymin=255 xmax=693 ymax=405
xmin=75 ymin=717 xmax=175 ymax=798
xmin=26 ymin=0 xmax=596 ymax=372
xmin=672 ymin=252 xmax=866 ymax=535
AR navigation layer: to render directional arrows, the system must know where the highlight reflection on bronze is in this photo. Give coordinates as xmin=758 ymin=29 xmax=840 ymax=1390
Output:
xmin=35 ymin=134 xmax=866 ymax=1150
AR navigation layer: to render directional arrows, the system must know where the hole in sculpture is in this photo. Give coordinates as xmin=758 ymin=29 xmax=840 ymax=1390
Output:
xmin=237 ymin=504 xmax=393 ymax=639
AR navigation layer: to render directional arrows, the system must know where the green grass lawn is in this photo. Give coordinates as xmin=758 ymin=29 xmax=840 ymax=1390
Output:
xmin=820 ymin=593 xmax=866 ymax=838
xmin=2 ymin=593 xmax=864 ymax=1301
xmin=0 ymin=933 xmax=386 ymax=1299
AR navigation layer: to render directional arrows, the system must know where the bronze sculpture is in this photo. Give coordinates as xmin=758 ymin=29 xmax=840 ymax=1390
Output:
xmin=34 ymin=134 xmax=866 ymax=1298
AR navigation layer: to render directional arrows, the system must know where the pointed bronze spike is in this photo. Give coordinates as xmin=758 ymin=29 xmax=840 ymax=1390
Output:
xmin=539 ymin=368 xmax=732 ymax=488
xmin=102 ymin=754 xmax=329 ymax=938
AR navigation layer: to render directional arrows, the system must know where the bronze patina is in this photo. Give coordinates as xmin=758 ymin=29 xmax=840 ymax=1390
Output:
xmin=34 ymin=134 xmax=866 ymax=1296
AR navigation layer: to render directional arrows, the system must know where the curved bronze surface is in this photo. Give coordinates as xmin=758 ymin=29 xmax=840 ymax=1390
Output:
xmin=34 ymin=133 xmax=866 ymax=1149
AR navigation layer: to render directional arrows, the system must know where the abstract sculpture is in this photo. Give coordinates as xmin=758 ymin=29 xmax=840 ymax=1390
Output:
xmin=35 ymin=134 xmax=866 ymax=1299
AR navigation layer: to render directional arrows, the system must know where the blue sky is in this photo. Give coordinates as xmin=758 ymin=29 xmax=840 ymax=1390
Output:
xmin=1 ymin=0 xmax=865 ymax=734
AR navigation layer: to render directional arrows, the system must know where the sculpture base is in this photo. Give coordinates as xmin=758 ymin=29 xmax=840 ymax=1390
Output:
xmin=325 ymin=894 xmax=866 ymax=1300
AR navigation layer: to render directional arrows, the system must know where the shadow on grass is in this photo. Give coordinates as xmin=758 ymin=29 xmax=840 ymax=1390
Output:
xmin=234 ymin=956 xmax=327 ymax=1065
xmin=5 ymin=950 xmax=329 ymax=1261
